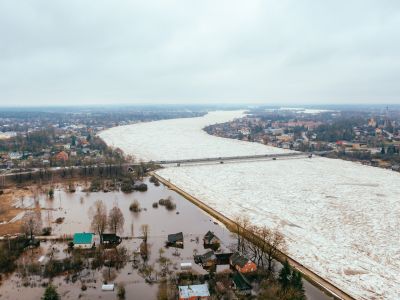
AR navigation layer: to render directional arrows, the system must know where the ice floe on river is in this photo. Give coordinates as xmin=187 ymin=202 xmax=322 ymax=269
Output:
xmin=157 ymin=157 xmax=400 ymax=300
xmin=101 ymin=110 xmax=400 ymax=299
xmin=99 ymin=111 xmax=288 ymax=161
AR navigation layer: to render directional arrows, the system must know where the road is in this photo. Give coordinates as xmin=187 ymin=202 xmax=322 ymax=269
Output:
xmin=153 ymin=152 xmax=308 ymax=166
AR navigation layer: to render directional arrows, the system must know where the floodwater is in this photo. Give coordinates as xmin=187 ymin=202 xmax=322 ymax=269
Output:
xmin=35 ymin=178 xmax=235 ymax=238
xmin=0 ymin=178 xmax=332 ymax=300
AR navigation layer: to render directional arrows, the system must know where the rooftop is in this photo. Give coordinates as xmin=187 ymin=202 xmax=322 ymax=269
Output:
xmin=230 ymin=252 xmax=250 ymax=268
xmin=73 ymin=232 xmax=94 ymax=244
xmin=168 ymin=232 xmax=183 ymax=243
xmin=178 ymin=284 xmax=210 ymax=298
xmin=101 ymin=233 xmax=122 ymax=243
xmin=199 ymin=250 xmax=216 ymax=263
xmin=232 ymin=272 xmax=252 ymax=291
xmin=203 ymin=230 xmax=218 ymax=243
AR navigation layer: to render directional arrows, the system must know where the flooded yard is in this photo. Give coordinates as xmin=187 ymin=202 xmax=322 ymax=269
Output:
xmin=0 ymin=178 xmax=331 ymax=300
xmin=28 ymin=178 xmax=233 ymax=239
xmin=0 ymin=178 xmax=233 ymax=299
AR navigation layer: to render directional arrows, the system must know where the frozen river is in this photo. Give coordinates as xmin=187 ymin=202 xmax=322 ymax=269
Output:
xmin=99 ymin=110 xmax=289 ymax=161
xmin=157 ymin=158 xmax=400 ymax=300
xmin=100 ymin=110 xmax=400 ymax=299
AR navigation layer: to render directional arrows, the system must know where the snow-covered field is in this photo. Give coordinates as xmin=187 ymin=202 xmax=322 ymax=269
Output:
xmin=99 ymin=110 xmax=288 ymax=161
xmin=157 ymin=158 xmax=400 ymax=300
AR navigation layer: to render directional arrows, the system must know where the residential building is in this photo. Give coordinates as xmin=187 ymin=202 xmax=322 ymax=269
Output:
xmin=232 ymin=272 xmax=252 ymax=295
xmin=178 ymin=284 xmax=210 ymax=300
xmin=101 ymin=233 xmax=122 ymax=245
xmin=194 ymin=250 xmax=217 ymax=268
xmin=203 ymin=230 xmax=220 ymax=247
xmin=73 ymin=232 xmax=95 ymax=249
xmin=167 ymin=232 xmax=183 ymax=247
xmin=55 ymin=151 xmax=69 ymax=161
xmin=229 ymin=252 xmax=257 ymax=273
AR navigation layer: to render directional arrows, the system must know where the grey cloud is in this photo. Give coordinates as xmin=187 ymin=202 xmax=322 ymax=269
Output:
xmin=0 ymin=0 xmax=399 ymax=106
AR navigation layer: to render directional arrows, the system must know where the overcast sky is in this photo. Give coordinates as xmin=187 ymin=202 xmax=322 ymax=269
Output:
xmin=0 ymin=0 xmax=399 ymax=106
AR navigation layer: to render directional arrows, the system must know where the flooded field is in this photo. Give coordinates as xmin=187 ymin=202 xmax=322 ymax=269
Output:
xmin=0 ymin=178 xmax=330 ymax=300
xmin=28 ymin=178 xmax=234 ymax=238
xmin=0 ymin=178 xmax=233 ymax=299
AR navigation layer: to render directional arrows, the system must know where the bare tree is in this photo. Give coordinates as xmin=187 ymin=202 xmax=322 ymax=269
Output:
xmin=262 ymin=228 xmax=286 ymax=272
xmin=106 ymin=246 xmax=129 ymax=270
xmin=231 ymin=215 xmax=287 ymax=273
xmin=108 ymin=206 xmax=125 ymax=235
xmin=241 ymin=224 xmax=286 ymax=272
xmin=89 ymin=200 xmax=107 ymax=244
xmin=21 ymin=210 xmax=42 ymax=240
xmin=158 ymin=247 xmax=165 ymax=258
xmin=141 ymin=224 xmax=149 ymax=243
xmin=130 ymin=223 xmax=134 ymax=237
xmin=245 ymin=224 xmax=262 ymax=264
xmin=232 ymin=215 xmax=250 ymax=253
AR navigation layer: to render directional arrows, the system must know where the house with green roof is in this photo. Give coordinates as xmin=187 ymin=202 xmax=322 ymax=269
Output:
xmin=73 ymin=232 xmax=95 ymax=249
xmin=232 ymin=272 xmax=252 ymax=295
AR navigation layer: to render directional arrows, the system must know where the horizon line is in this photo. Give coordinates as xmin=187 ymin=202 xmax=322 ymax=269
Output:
xmin=0 ymin=102 xmax=399 ymax=109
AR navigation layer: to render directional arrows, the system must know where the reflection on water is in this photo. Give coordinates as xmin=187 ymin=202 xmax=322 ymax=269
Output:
xmin=0 ymin=178 xmax=332 ymax=300
xmin=0 ymin=179 xmax=234 ymax=299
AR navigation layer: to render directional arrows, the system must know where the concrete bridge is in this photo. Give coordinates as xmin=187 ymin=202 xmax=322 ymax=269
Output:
xmin=151 ymin=152 xmax=310 ymax=166
xmin=0 ymin=152 xmax=311 ymax=178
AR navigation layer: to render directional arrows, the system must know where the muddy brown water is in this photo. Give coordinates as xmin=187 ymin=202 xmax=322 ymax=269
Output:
xmin=0 ymin=178 xmax=332 ymax=300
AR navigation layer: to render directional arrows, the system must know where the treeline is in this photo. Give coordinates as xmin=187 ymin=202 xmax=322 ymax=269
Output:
xmin=314 ymin=117 xmax=365 ymax=142
xmin=0 ymin=128 xmax=56 ymax=153
xmin=0 ymin=128 xmax=108 ymax=154
xmin=0 ymin=109 xmax=206 ymax=132
xmin=1 ymin=162 xmax=158 ymax=188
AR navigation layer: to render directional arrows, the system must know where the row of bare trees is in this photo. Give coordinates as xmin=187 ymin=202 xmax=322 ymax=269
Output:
xmin=88 ymin=199 xmax=150 ymax=243
xmin=89 ymin=200 xmax=125 ymax=243
xmin=230 ymin=216 xmax=307 ymax=299
xmin=232 ymin=215 xmax=286 ymax=272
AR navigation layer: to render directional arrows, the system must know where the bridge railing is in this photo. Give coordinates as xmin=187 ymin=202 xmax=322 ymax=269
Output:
xmin=153 ymin=152 xmax=306 ymax=165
